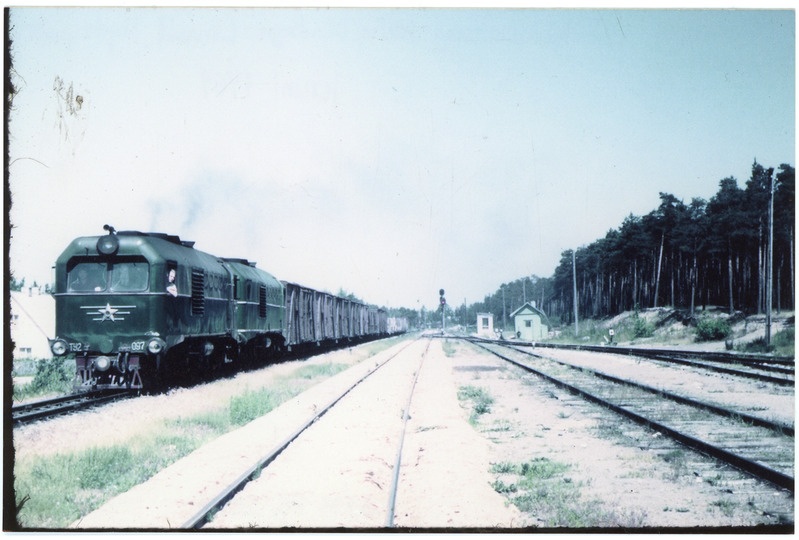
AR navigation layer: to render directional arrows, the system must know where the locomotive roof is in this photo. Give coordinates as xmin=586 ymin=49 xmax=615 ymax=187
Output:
xmin=116 ymin=230 xmax=196 ymax=248
xmin=221 ymin=257 xmax=257 ymax=267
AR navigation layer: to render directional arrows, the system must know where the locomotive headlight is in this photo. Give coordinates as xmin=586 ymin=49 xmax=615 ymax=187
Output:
xmin=94 ymin=356 xmax=112 ymax=372
xmin=96 ymin=234 xmax=119 ymax=256
xmin=147 ymin=338 xmax=166 ymax=354
xmin=50 ymin=339 xmax=68 ymax=356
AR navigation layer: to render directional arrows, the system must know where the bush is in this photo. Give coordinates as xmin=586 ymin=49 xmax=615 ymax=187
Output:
xmin=14 ymin=357 xmax=73 ymax=400
xmin=695 ymin=318 xmax=731 ymax=342
xmin=630 ymin=314 xmax=654 ymax=339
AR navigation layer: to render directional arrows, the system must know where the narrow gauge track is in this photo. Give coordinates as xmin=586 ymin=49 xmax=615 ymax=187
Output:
xmin=474 ymin=338 xmax=795 ymax=386
xmin=12 ymin=390 xmax=132 ymax=425
xmin=467 ymin=339 xmax=794 ymax=494
xmin=182 ymin=337 xmax=428 ymax=529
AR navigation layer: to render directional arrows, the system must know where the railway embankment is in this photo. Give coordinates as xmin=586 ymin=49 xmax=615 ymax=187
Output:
xmin=544 ymin=307 xmax=794 ymax=354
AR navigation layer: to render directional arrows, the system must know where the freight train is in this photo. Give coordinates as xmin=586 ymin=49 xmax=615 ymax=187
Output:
xmin=48 ymin=225 xmax=408 ymax=390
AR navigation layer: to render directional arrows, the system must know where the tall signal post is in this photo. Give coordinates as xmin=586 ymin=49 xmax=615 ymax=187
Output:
xmin=439 ymin=289 xmax=446 ymax=334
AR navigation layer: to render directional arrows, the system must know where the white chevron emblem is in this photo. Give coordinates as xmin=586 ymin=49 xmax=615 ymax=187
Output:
xmin=81 ymin=303 xmax=135 ymax=322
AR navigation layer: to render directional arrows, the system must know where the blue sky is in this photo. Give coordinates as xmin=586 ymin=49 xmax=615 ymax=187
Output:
xmin=7 ymin=6 xmax=795 ymax=310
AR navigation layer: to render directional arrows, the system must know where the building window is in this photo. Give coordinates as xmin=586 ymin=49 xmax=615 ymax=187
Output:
xmin=525 ymin=320 xmax=532 ymax=328
xmin=481 ymin=317 xmax=489 ymax=329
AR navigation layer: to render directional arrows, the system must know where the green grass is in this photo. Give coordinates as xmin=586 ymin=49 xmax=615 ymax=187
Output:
xmin=15 ymin=428 xmax=212 ymax=528
xmin=457 ymin=385 xmax=494 ymax=424
xmin=229 ymin=384 xmax=303 ymax=425
xmin=441 ymin=339 xmax=458 ymax=357
xmin=12 ymin=360 xmax=350 ymax=529
xmin=738 ymin=327 xmax=795 ymax=356
xmin=490 ymin=458 xmax=638 ymax=528
xmin=491 ymin=458 xmax=583 ymax=527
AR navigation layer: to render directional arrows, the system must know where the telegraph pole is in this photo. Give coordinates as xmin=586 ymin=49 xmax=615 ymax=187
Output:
xmin=439 ymin=289 xmax=446 ymax=334
xmin=766 ymin=168 xmax=775 ymax=345
xmin=572 ymin=249 xmax=579 ymax=336
xmin=502 ymin=285 xmax=506 ymax=330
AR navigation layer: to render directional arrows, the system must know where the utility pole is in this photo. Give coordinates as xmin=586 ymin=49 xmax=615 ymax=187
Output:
xmin=572 ymin=249 xmax=579 ymax=336
xmin=766 ymin=168 xmax=775 ymax=345
xmin=439 ymin=289 xmax=446 ymax=334
xmin=502 ymin=285 xmax=506 ymax=330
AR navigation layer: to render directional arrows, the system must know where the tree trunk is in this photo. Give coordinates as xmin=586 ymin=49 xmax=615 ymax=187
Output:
xmin=791 ymin=225 xmax=795 ymax=310
xmin=727 ymin=247 xmax=734 ymax=315
xmin=690 ymin=253 xmax=697 ymax=316
xmin=654 ymin=233 xmax=664 ymax=308
xmin=757 ymin=242 xmax=764 ymax=314
xmin=776 ymin=260 xmax=781 ymax=314
xmin=670 ymin=253 xmax=675 ymax=308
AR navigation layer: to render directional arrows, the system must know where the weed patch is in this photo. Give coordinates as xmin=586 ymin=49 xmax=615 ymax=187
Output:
xmin=457 ymin=385 xmax=494 ymax=423
xmin=441 ymin=340 xmax=458 ymax=357
xmin=491 ymin=457 xmax=637 ymax=528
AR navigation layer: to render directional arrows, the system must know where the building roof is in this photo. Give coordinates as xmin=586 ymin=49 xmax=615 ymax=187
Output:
xmin=509 ymin=302 xmax=548 ymax=320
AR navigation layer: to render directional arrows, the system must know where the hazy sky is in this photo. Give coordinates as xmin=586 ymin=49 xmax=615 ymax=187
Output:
xmin=7 ymin=6 xmax=795 ymax=310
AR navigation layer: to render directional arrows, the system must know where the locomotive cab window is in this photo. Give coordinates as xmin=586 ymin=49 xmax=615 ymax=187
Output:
xmin=68 ymin=261 xmax=108 ymax=292
xmin=68 ymin=258 xmax=150 ymax=293
xmin=110 ymin=261 xmax=150 ymax=292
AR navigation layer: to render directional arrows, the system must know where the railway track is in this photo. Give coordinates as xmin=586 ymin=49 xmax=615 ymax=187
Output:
xmin=469 ymin=338 xmax=794 ymax=494
xmin=12 ymin=390 xmax=133 ymax=425
xmin=183 ymin=337 xmax=428 ymax=529
xmin=523 ymin=341 xmax=794 ymax=386
xmin=72 ymin=334 xmax=517 ymax=530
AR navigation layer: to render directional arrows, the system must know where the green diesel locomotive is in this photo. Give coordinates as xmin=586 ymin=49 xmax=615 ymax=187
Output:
xmin=49 ymin=225 xmax=393 ymax=390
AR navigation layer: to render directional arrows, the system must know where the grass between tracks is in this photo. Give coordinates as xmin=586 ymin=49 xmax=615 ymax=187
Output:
xmin=12 ymin=339 xmax=409 ymax=530
xmin=490 ymin=458 xmax=648 ymax=528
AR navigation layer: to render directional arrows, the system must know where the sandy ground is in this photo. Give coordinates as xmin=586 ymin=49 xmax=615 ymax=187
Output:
xmin=448 ymin=339 xmax=794 ymax=529
xmin=206 ymin=337 xmax=521 ymax=529
xmin=12 ymin=333 xmax=795 ymax=531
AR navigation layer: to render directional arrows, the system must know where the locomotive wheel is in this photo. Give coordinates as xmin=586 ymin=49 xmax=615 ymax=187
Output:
xmin=137 ymin=354 xmax=165 ymax=393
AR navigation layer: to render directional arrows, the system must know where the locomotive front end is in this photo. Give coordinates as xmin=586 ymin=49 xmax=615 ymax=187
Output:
xmin=50 ymin=226 xmax=168 ymax=390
